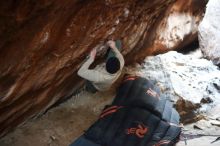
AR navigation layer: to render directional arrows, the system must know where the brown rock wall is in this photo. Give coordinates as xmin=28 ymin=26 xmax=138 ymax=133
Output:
xmin=0 ymin=0 xmax=206 ymax=137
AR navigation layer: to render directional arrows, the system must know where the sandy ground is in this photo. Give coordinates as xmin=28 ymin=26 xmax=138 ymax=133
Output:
xmin=0 ymin=90 xmax=114 ymax=146
xmin=0 ymin=84 xmax=219 ymax=146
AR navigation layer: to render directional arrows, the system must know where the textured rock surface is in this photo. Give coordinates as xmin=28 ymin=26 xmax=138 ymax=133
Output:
xmin=127 ymin=50 xmax=220 ymax=124
xmin=0 ymin=51 xmax=219 ymax=146
xmin=0 ymin=0 xmax=206 ymax=137
xmin=199 ymin=0 xmax=220 ymax=66
xmin=132 ymin=0 xmax=207 ymax=61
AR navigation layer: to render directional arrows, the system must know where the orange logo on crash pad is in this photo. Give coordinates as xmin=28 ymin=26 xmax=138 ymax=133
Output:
xmin=126 ymin=124 xmax=148 ymax=138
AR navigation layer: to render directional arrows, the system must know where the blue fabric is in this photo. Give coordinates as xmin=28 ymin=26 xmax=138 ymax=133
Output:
xmin=69 ymin=135 xmax=101 ymax=146
xmin=84 ymin=77 xmax=181 ymax=146
xmin=85 ymin=80 xmax=97 ymax=93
